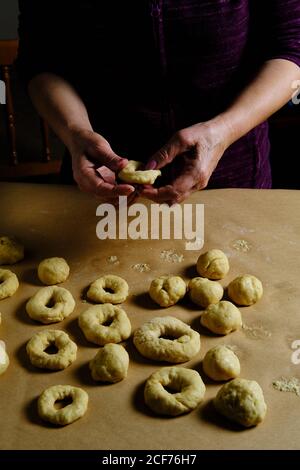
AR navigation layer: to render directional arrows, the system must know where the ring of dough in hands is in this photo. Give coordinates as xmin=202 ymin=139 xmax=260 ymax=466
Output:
xmin=26 ymin=330 xmax=77 ymax=370
xmin=149 ymin=275 xmax=186 ymax=307
xmin=38 ymin=385 xmax=88 ymax=426
xmin=38 ymin=257 xmax=70 ymax=285
xmin=0 ymin=268 xmax=19 ymax=300
xmin=144 ymin=366 xmax=206 ymax=416
xmin=0 ymin=340 xmax=9 ymax=375
xmin=89 ymin=343 xmax=129 ymax=382
xmin=87 ymin=274 xmax=129 ymax=304
xmin=26 ymin=286 xmax=75 ymax=324
xmin=79 ymin=303 xmax=131 ymax=345
xmin=133 ymin=316 xmax=200 ymax=363
xmin=118 ymin=160 xmax=161 ymax=185
xmin=0 ymin=235 xmax=24 ymax=265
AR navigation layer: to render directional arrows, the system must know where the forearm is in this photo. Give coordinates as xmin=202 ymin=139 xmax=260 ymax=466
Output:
xmin=212 ymin=59 xmax=300 ymax=146
xmin=28 ymin=73 xmax=92 ymax=149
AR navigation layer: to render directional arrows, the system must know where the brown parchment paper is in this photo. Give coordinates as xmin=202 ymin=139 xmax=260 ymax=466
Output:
xmin=0 ymin=182 xmax=300 ymax=450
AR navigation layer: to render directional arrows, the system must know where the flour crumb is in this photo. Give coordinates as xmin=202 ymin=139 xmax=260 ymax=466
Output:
xmin=273 ymin=377 xmax=300 ymax=397
xmin=131 ymin=263 xmax=151 ymax=273
xmin=224 ymin=344 xmax=238 ymax=352
xmin=160 ymin=249 xmax=184 ymax=263
xmin=242 ymin=323 xmax=271 ymax=339
xmin=107 ymin=255 xmax=120 ymax=265
xmin=232 ymin=239 xmax=252 ymax=252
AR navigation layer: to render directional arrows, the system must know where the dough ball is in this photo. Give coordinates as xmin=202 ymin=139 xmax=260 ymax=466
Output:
xmin=196 ymin=249 xmax=229 ymax=280
xmin=203 ymin=345 xmax=240 ymax=381
xmin=38 ymin=257 xmax=70 ymax=285
xmin=0 ymin=340 xmax=9 ymax=375
xmin=149 ymin=275 xmax=186 ymax=307
xmin=0 ymin=236 xmax=24 ymax=265
xmin=214 ymin=378 xmax=267 ymax=427
xmin=228 ymin=274 xmax=263 ymax=306
xmin=89 ymin=343 xmax=129 ymax=383
xmin=200 ymin=301 xmax=242 ymax=335
xmin=188 ymin=277 xmax=223 ymax=308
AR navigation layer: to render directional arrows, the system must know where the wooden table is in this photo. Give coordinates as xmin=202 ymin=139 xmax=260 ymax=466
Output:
xmin=0 ymin=183 xmax=300 ymax=450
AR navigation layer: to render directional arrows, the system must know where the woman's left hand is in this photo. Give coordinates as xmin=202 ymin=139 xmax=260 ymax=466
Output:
xmin=140 ymin=118 xmax=232 ymax=204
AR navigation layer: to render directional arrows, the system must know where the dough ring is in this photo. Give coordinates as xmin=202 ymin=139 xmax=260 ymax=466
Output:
xmin=26 ymin=286 xmax=75 ymax=324
xmin=78 ymin=303 xmax=131 ymax=345
xmin=133 ymin=316 xmax=200 ymax=363
xmin=89 ymin=343 xmax=129 ymax=383
xmin=87 ymin=274 xmax=129 ymax=304
xmin=26 ymin=330 xmax=77 ymax=370
xmin=38 ymin=257 xmax=70 ymax=285
xmin=38 ymin=385 xmax=88 ymax=426
xmin=0 ymin=235 xmax=24 ymax=265
xmin=0 ymin=268 xmax=19 ymax=300
xmin=118 ymin=160 xmax=161 ymax=185
xmin=144 ymin=366 xmax=206 ymax=416
xmin=149 ymin=275 xmax=186 ymax=307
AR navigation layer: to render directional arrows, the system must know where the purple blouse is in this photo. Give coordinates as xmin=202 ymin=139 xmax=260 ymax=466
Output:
xmin=17 ymin=0 xmax=300 ymax=188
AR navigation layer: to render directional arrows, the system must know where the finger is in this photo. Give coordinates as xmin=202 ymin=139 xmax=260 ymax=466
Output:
xmin=97 ymin=166 xmax=116 ymax=184
xmin=87 ymin=138 xmax=128 ymax=172
xmin=76 ymin=161 xmax=135 ymax=197
xmin=141 ymin=185 xmax=179 ymax=203
xmin=145 ymin=136 xmax=185 ymax=171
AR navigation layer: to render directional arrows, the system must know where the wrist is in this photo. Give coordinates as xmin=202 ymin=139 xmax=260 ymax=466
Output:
xmin=205 ymin=114 xmax=237 ymax=150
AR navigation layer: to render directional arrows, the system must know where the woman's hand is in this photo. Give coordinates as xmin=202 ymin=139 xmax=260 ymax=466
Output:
xmin=141 ymin=118 xmax=232 ymax=205
xmin=68 ymin=129 xmax=135 ymax=202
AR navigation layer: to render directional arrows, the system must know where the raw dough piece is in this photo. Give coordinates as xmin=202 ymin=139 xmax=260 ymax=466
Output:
xmin=87 ymin=274 xmax=129 ymax=304
xmin=149 ymin=275 xmax=186 ymax=307
xmin=79 ymin=303 xmax=131 ymax=345
xmin=118 ymin=160 xmax=161 ymax=185
xmin=203 ymin=345 xmax=240 ymax=381
xmin=26 ymin=286 xmax=75 ymax=324
xmin=38 ymin=385 xmax=88 ymax=426
xmin=196 ymin=249 xmax=229 ymax=280
xmin=0 ymin=340 xmax=9 ymax=375
xmin=38 ymin=257 xmax=70 ymax=285
xmin=200 ymin=301 xmax=242 ymax=335
xmin=214 ymin=378 xmax=267 ymax=427
xmin=0 ymin=236 xmax=24 ymax=265
xmin=89 ymin=343 xmax=129 ymax=383
xmin=228 ymin=274 xmax=263 ymax=306
xmin=133 ymin=316 xmax=200 ymax=363
xmin=144 ymin=367 xmax=206 ymax=416
xmin=188 ymin=277 xmax=223 ymax=308
xmin=26 ymin=330 xmax=77 ymax=370
xmin=0 ymin=268 xmax=19 ymax=300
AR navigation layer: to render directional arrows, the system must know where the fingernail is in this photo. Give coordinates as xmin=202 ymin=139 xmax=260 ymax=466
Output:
xmin=145 ymin=160 xmax=157 ymax=170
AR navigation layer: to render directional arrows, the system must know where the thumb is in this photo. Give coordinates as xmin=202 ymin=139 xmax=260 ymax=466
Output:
xmin=87 ymin=136 xmax=128 ymax=172
xmin=145 ymin=136 xmax=183 ymax=170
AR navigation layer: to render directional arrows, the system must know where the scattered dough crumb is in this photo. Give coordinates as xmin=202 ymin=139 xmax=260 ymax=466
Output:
xmin=160 ymin=249 xmax=184 ymax=263
xmin=107 ymin=255 xmax=120 ymax=265
xmin=224 ymin=344 xmax=238 ymax=352
xmin=272 ymin=377 xmax=300 ymax=397
xmin=242 ymin=323 xmax=271 ymax=340
xmin=232 ymin=239 xmax=252 ymax=252
xmin=131 ymin=263 xmax=151 ymax=272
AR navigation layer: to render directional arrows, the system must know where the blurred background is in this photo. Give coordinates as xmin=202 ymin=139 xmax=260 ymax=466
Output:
xmin=0 ymin=0 xmax=299 ymax=188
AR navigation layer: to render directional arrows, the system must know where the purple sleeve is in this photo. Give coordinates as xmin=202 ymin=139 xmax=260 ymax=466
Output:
xmin=265 ymin=0 xmax=300 ymax=67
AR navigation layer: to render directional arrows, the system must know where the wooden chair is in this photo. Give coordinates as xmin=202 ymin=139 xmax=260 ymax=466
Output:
xmin=0 ymin=39 xmax=60 ymax=179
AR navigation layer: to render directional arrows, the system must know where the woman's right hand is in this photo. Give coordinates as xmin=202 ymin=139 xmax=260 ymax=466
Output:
xmin=68 ymin=129 xmax=135 ymax=202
